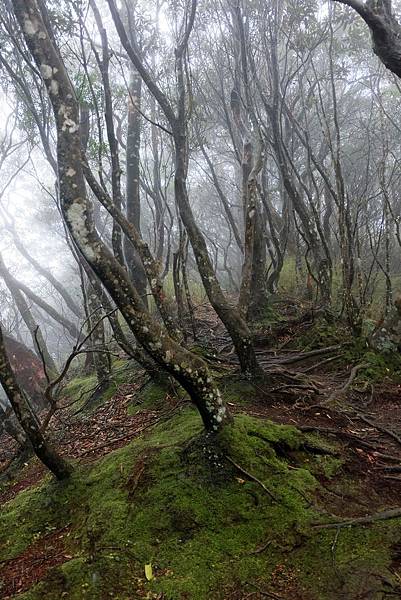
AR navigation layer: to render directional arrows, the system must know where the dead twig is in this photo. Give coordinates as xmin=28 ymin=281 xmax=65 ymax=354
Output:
xmin=247 ymin=540 xmax=272 ymax=555
xmin=225 ymin=455 xmax=278 ymax=502
xmin=245 ymin=582 xmax=284 ymax=599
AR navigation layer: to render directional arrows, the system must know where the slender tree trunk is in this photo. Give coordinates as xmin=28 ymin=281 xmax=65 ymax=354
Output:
xmin=124 ymin=66 xmax=148 ymax=306
xmin=0 ymin=326 xmax=71 ymax=479
xmin=86 ymin=281 xmax=111 ymax=386
xmin=173 ymin=130 xmax=259 ymax=375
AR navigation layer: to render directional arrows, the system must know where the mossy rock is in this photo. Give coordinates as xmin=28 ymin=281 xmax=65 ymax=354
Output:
xmin=2 ymin=410 xmax=401 ymax=599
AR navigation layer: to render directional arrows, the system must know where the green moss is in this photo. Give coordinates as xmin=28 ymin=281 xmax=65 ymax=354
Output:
xmin=64 ymin=374 xmax=98 ymax=409
xmin=127 ymin=379 xmax=185 ymax=415
xmin=252 ymin=301 xmax=283 ymax=328
xmin=290 ymin=316 xmax=401 ymax=384
xmin=217 ymin=377 xmax=258 ymax=406
xmin=311 ymin=456 xmax=343 ymax=479
xmin=63 ymin=360 xmax=142 ymax=413
xmin=2 ymin=409 xmax=401 ymax=600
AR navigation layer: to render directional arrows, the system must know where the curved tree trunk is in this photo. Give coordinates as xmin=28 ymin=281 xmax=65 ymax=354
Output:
xmin=0 ymin=326 xmax=71 ymax=479
xmin=106 ymin=0 xmax=260 ymax=376
xmin=11 ymin=0 xmax=230 ymax=433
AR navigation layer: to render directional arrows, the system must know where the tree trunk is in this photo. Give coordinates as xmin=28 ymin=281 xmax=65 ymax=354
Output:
xmin=0 ymin=326 xmax=71 ymax=480
xmin=124 ymin=66 xmax=148 ymax=306
xmin=11 ymin=0 xmax=231 ymax=433
xmin=86 ymin=280 xmax=111 ymax=386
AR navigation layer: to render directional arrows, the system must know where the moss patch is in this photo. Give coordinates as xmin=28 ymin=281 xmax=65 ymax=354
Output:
xmin=1 ymin=410 xmax=401 ymax=599
xmin=217 ymin=376 xmax=258 ymax=407
xmin=64 ymin=360 xmax=142 ymax=413
xmin=127 ymin=379 xmax=185 ymax=415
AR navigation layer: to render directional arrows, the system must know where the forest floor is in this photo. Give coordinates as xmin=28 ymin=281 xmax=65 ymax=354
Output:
xmin=2 ymin=299 xmax=401 ymax=599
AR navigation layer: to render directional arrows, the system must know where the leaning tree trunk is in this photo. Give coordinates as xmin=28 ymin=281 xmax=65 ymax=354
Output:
xmin=0 ymin=326 xmax=72 ymax=479
xmin=0 ymin=253 xmax=59 ymax=377
xmin=11 ymin=0 xmax=230 ymax=434
xmin=173 ymin=129 xmax=260 ymax=375
xmin=333 ymin=0 xmax=401 ymax=79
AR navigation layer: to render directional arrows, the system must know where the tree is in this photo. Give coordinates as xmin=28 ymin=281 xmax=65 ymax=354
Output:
xmin=10 ymin=0 xmax=230 ymax=434
xmin=333 ymin=1 xmax=401 ymax=79
xmin=0 ymin=325 xmax=72 ymax=479
xmin=106 ymin=0 xmax=261 ymax=375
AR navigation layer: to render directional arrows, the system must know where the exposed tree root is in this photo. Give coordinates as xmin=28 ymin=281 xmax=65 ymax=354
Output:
xmin=297 ymin=425 xmax=385 ymax=452
xmin=355 ymin=413 xmax=401 ymax=447
xmin=319 ymin=363 xmax=368 ymax=406
xmin=303 ymin=354 xmax=344 ymax=373
xmin=270 ymin=344 xmax=344 ymax=366
xmin=313 ymin=508 xmax=401 ymax=529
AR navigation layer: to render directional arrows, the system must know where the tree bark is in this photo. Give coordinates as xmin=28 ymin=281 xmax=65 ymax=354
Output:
xmin=333 ymin=0 xmax=401 ymax=79
xmin=124 ymin=65 xmax=148 ymax=306
xmin=0 ymin=326 xmax=71 ymax=479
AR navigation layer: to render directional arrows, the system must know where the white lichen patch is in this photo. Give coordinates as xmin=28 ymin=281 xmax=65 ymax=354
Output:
xmin=67 ymin=202 xmax=95 ymax=261
xmin=215 ymin=405 xmax=226 ymax=423
xmin=58 ymin=104 xmax=79 ymax=133
xmin=49 ymin=79 xmax=59 ymax=96
xmin=62 ymin=118 xmax=79 ymax=133
xmin=66 ymin=167 xmax=76 ymax=177
xmin=23 ymin=15 xmax=39 ymax=36
xmin=40 ymin=64 xmax=53 ymax=79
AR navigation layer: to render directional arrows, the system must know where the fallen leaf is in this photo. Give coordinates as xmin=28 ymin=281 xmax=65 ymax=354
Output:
xmin=145 ymin=563 xmax=154 ymax=581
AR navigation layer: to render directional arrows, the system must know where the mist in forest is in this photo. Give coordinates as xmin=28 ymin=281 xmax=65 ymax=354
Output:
xmin=2 ymin=1 xmax=401 ymax=598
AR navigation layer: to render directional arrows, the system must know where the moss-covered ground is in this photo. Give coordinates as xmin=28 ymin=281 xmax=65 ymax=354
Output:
xmin=1 ymin=393 xmax=401 ymax=599
xmin=63 ymin=359 xmax=142 ymax=413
